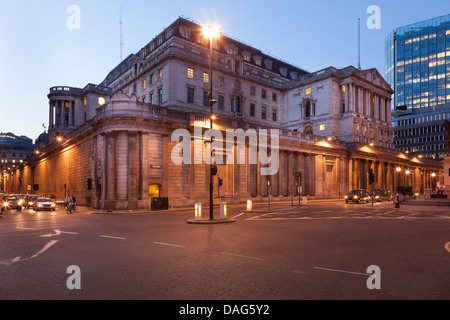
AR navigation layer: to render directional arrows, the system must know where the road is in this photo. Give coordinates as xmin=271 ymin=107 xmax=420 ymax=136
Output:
xmin=1 ymin=200 xmax=449 ymax=301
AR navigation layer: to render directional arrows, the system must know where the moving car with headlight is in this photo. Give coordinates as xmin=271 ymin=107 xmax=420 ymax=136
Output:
xmin=345 ymin=190 xmax=371 ymax=203
xmin=4 ymin=196 xmax=20 ymax=209
xmin=371 ymin=189 xmax=393 ymax=202
xmin=25 ymin=195 xmax=40 ymax=208
xmin=33 ymin=198 xmax=56 ymax=211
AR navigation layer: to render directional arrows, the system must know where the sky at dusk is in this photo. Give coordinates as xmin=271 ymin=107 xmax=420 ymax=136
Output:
xmin=1 ymin=0 xmax=449 ymax=140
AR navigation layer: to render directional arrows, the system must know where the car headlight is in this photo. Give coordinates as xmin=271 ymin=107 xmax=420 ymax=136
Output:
xmin=354 ymin=195 xmax=358 ymax=199
xmin=344 ymin=196 xmax=348 ymax=199
xmin=3 ymin=202 xmax=8 ymax=207
xmin=375 ymin=196 xmax=379 ymax=199
xmin=51 ymin=203 xmax=55 ymax=207
xmin=28 ymin=202 xmax=34 ymax=205
xmin=38 ymin=204 xmax=43 ymax=207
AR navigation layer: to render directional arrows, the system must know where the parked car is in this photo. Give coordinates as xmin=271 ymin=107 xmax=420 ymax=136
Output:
xmin=370 ymin=189 xmax=393 ymax=202
xmin=345 ymin=190 xmax=371 ymax=203
xmin=25 ymin=195 xmax=40 ymax=208
xmin=33 ymin=198 xmax=56 ymax=211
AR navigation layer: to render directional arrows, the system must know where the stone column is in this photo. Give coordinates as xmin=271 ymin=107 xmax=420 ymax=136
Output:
xmin=49 ymin=102 xmax=54 ymax=128
xmin=344 ymin=84 xmax=349 ymax=113
xmin=104 ymin=132 xmax=116 ymax=201
xmin=162 ymin=134 xmax=169 ymax=198
xmin=349 ymin=83 xmax=354 ymax=113
xmin=127 ymin=131 xmax=139 ymax=202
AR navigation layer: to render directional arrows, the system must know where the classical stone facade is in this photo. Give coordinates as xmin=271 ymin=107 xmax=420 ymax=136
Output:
xmin=3 ymin=17 xmax=443 ymax=209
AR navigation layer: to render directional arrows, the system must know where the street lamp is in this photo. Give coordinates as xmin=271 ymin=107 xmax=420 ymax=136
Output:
xmin=202 ymin=25 xmax=221 ymax=220
xmin=396 ymin=166 xmax=402 ymax=192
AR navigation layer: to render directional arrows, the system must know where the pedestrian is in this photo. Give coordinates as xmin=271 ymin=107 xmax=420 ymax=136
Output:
xmin=72 ymin=195 xmax=77 ymax=211
xmin=438 ymin=184 xmax=445 ymax=196
xmin=395 ymin=192 xmax=400 ymax=208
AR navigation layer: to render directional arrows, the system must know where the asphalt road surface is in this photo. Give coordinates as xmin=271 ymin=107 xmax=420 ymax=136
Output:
xmin=1 ymin=200 xmax=449 ymax=301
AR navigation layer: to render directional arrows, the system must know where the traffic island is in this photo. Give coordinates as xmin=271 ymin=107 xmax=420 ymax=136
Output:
xmin=186 ymin=218 xmax=236 ymax=225
xmin=187 ymin=202 xmax=236 ymax=224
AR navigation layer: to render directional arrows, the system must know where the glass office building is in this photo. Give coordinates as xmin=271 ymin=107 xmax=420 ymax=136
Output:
xmin=386 ymin=14 xmax=450 ymax=160
xmin=386 ymin=14 xmax=450 ymax=109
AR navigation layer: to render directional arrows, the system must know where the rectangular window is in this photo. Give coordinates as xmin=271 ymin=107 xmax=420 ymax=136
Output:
xmin=187 ymin=87 xmax=195 ymax=103
xmin=272 ymin=93 xmax=277 ymax=102
xmin=272 ymin=109 xmax=277 ymax=122
xmin=149 ymin=74 xmax=154 ymax=84
xmin=203 ymin=91 xmax=209 ymax=107
xmin=203 ymin=72 xmax=210 ymax=83
xmin=218 ymin=77 xmax=224 ymax=87
xmin=250 ymin=103 xmax=255 ymax=117
xmin=158 ymin=69 xmax=162 ymax=80
xmin=319 ymin=124 xmax=325 ymax=131
xmin=187 ymin=68 xmax=194 ymax=79
xmin=142 ymin=79 xmax=146 ymax=89
xmin=158 ymin=88 xmax=162 ymax=104
xmin=250 ymin=86 xmax=255 ymax=96
xmin=218 ymin=95 xmax=224 ymax=110
xmin=262 ymin=106 xmax=267 ymax=119
xmin=262 ymin=90 xmax=266 ymax=99
xmin=305 ymin=87 xmax=312 ymax=95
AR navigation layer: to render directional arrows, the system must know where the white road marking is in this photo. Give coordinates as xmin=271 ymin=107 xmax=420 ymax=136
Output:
xmin=0 ymin=240 xmax=59 ymax=266
xmin=221 ymin=252 xmax=263 ymax=261
xmin=314 ymin=266 xmax=369 ymax=276
xmin=153 ymin=242 xmax=184 ymax=248
xmin=100 ymin=235 xmax=126 ymax=240
xmin=16 ymin=227 xmax=36 ymax=230
xmin=60 ymin=231 xmax=78 ymax=235
xmin=29 ymin=240 xmax=59 ymax=259
xmin=40 ymin=229 xmax=62 ymax=238
xmin=232 ymin=212 xmax=245 ymax=219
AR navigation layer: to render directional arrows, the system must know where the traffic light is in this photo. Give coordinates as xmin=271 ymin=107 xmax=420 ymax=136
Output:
xmin=211 ymin=165 xmax=218 ymax=176
xmin=218 ymin=177 xmax=223 ymax=187
xmin=369 ymin=169 xmax=375 ymax=185
xmin=87 ymin=178 xmax=92 ymax=190
xmin=299 ymin=172 xmax=302 ymax=186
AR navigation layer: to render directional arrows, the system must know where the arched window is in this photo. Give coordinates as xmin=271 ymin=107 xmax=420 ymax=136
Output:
xmin=304 ymin=126 xmax=313 ymax=135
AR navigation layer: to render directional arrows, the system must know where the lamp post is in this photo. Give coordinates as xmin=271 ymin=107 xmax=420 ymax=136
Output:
xmin=203 ymin=25 xmax=221 ymax=220
xmin=395 ymin=167 xmax=401 ymax=208
xmin=431 ymin=172 xmax=436 ymax=191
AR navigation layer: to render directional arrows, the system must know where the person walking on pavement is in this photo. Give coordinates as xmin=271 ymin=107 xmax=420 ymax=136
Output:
xmin=72 ymin=195 xmax=77 ymax=211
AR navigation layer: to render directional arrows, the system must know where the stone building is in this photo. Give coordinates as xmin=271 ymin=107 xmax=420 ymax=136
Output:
xmin=3 ymin=17 xmax=443 ymax=209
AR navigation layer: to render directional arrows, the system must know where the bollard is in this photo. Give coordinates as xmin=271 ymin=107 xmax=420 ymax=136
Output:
xmin=246 ymin=200 xmax=252 ymax=211
xmin=220 ymin=202 xmax=227 ymax=219
xmin=195 ymin=203 xmax=202 ymax=220
xmin=303 ymin=196 xmax=307 ymax=205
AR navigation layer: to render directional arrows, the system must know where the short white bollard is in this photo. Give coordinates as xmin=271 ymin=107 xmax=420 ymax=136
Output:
xmin=303 ymin=197 xmax=307 ymax=205
xmin=195 ymin=203 xmax=202 ymax=221
xmin=247 ymin=200 xmax=252 ymax=211
xmin=220 ymin=202 xmax=227 ymax=219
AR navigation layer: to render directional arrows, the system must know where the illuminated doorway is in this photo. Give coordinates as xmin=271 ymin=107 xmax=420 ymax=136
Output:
xmin=149 ymin=184 xmax=160 ymax=198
